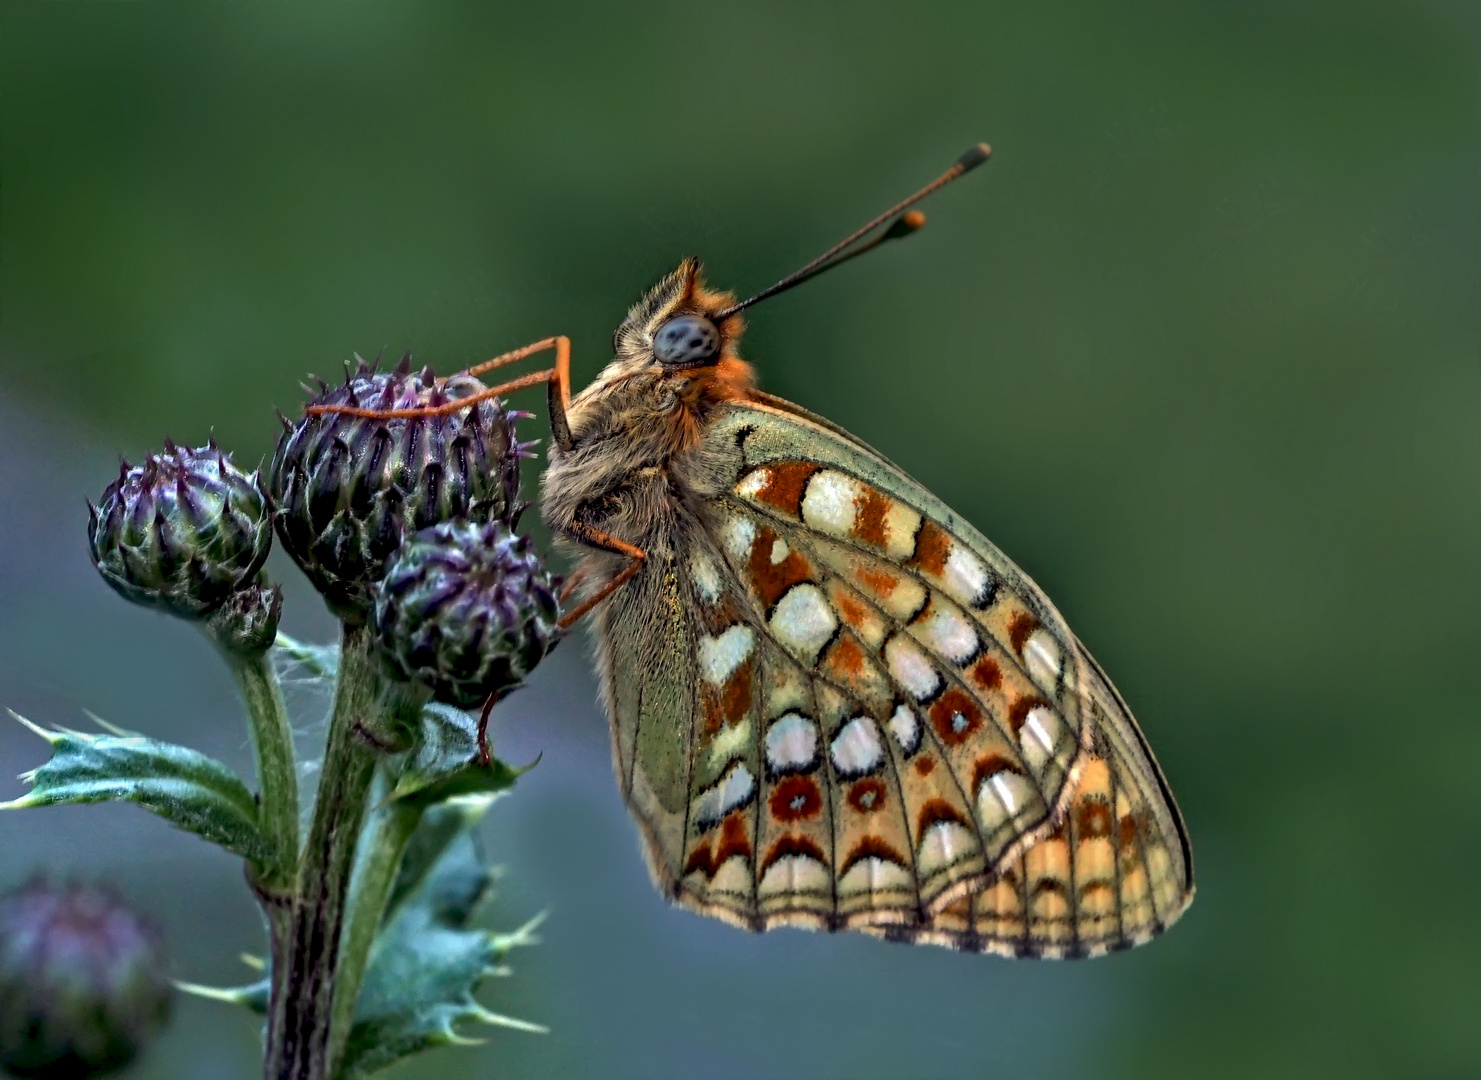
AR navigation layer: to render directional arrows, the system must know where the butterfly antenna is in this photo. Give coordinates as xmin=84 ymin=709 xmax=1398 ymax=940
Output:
xmin=715 ymin=142 xmax=991 ymax=319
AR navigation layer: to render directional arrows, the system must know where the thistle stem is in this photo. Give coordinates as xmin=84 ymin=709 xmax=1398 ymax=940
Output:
xmin=326 ymin=783 xmax=423 ymax=1076
xmin=224 ymin=650 xmax=301 ymax=891
xmin=264 ymin=626 xmax=385 ymax=1080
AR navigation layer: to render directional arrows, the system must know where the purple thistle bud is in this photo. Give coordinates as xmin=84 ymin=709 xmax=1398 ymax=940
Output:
xmin=206 ymin=582 xmax=284 ymax=656
xmin=88 ymin=443 xmax=272 ymax=620
xmin=267 ymin=357 xmax=523 ymax=624
xmin=372 ymin=520 xmax=561 ymax=708
xmin=0 ymin=879 xmax=173 ymax=1079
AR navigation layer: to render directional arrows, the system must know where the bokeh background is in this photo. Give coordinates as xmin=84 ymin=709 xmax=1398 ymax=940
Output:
xmin=2 ymin=3 xmax=1476 ymax=1078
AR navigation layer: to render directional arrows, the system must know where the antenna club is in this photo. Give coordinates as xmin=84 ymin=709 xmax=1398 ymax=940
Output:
xmin=956 ymin=143 xmax=992 ymax=172
xmin=720 ymin=144 xmax=990 ymax=317
xmin=883 ymin=211 xmax=927 ymax=240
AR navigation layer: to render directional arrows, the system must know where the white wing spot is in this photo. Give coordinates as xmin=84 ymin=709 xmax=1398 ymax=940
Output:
xmin=991 ymin=772 xmax=1023 ymax=814
xmin=700 ymin=625 xmax=754 ymax=686
xmin=942 ymin=544 xmax=992 ymax=608
xmin=769 ymin=584 xmax=838 ymax=662
xmin=800 ymin=470 xmax=860 ymax=537
xmin=708 ymin=719 xmax=752 ymax=770
xmin=915 ymin=600 xmax=979 ymax=664
xmin=770 ymin=536 xmax=790 ymax=565
xmin=978 ymin=769 xmax=1036 ymax=830
xmin=830 ymin=716 xmax=883 ymax=777
xmin=885 ymin=635 xmax=941 ymax=702
xmin=838 ymin=856 xmax=912 ymax=894
xmin=1024 ymin=629 xmax=1063 ymax=691
xmin=883 ymin=502 xmax=922 ymax=560
xmin=917 ymin=821 xmax=977 ymax=874
xmin=709 ymin=856 xmax=752 ymax=895
xmin=764 ymin=713 xmax=818 ymax=774
xmin=976 ymin=781 xmax=1010 ymax=832
xmin=735 ymin=467 xmax=771 ymax=500
xmin=691 ymin=554 xmax=722 ymax=604
xmin=1020 ymin=706 xmax=1063 ymax=773
xmin=759 ymin=854 xmax=832 ymax=896
xmin=694 ymin=761 xmax=756 ymax=828
xmin=888 ymin=704 xmax=921 ymax=754
xmin=723 ymin=515 xmax=757 ymax=561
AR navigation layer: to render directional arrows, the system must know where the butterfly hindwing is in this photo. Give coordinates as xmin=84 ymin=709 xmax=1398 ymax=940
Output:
xmin=600 ymin=394 xmax=1192 ymax=952
xmin=598 ymin=554 xmax=698 ymax=896
xmin=874 ymin=651 xmax=1193 ymax=956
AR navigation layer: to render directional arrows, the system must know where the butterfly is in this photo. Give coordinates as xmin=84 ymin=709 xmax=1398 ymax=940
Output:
xmin=318 ymin=144 xmax=1193 ymax=957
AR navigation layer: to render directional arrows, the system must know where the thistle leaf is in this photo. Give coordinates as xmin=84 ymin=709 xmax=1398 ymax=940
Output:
xmin=338 ymin=803 xmax=543 ymax=1078
xmin=390 ymin=704 xmax=527 ymax=808
xmin=1 ymin=711 xmax=275 ymax=867
xmin=384 ymin=796 xmax=495 ymax=919
xmin=175 ymin=977 xmax=269 ymax=1014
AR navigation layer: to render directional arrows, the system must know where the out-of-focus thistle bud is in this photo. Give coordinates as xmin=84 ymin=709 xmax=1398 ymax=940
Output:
xmin=268 ymin=356 xmax=526 ymax=623
xmin=87 ymin=440 xmax=272 ymax=620
xmin=0 ymin=879 xmax=173 ymax=1079
xmin=373 ymin=520 xmax=561 ymax=708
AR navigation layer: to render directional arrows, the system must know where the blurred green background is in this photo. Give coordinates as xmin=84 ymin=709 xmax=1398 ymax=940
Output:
xmin=1 ymin=2 xmax=1476 ymax=1078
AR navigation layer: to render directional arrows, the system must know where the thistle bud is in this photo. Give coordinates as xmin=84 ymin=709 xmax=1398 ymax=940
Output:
xmin=204 ymin=581 xmax=284 ymax=657
xmin=268 ymin=356 xmax=525 ymax=623
xmin=373 ymin=520 xmax=560 ymax=708
xmin=0 ymin=879 xmax=173 ymax=1079
xmin=87 ymin=441 xmax=272 ymax=620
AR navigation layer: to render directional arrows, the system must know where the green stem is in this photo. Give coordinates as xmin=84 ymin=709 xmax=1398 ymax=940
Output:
xmin=264 ymin=626 xmax=387 ymax=1080
xmin=224 ymin=650 xmax=301 ymax=891
xmin=326 ymin=781 xmax=424 ymax=1076
xmin=209 ymin=623 xmax=301 ymax=1023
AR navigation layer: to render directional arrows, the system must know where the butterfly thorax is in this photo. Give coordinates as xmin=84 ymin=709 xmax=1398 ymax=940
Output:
xmin=541 ymin=359 xmax=753 ymax=560
xmin=540 ymin=259 xmax=753 ymax=571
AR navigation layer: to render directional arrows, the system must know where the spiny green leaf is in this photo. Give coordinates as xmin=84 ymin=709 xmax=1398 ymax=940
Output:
xmin=384 ymin=797 xmax=497 ymax=921
xmin=175 ymin=977 xmax=270 ymax=1014
xmin=391 ymin=757 xmax=524 ymax=810
xmin=389 ymin=702 xmax=528 ymax=808
xmin=2 ymin=711 xmax=275 ymax=867
xmin=399 ymin=702 xmax=478 ymax=787
xmin=338 ymin=808 xmax=543 ymax=1078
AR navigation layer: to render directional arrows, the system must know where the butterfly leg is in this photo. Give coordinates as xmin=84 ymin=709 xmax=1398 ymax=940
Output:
xmin=305 ymin=336 xmax=576 ymax=452
xmin=473 ymin=688 xmax=505 ymax=767
xmin=558 ymin=564 xmax=592 ymax=604
xmin=555 ymin=521 xmax=646 ymax=631
xmin=470 ymin=520 xmax=641 ymax=762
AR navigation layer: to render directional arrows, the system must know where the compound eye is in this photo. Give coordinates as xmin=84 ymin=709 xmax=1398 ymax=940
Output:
xmin=652 ymin=315 xmax=720 ymax=366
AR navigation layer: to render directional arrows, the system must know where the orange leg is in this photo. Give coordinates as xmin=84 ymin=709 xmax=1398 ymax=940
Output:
xmin=306 ymin=336 xmax=573 ymax=451
xmin=475 ymin=691 xmax=501 ymax=767
xmin=474 ymin=524 xmax=643 ymax=765
xmin=558 ymin=564 xmax=592 ymax=604
xmin=556 ymin=522 xmax=646 ymax=631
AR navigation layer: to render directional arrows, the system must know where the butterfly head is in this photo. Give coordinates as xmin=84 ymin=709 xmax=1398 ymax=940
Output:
xmin=614 ymin=258 xmax=748 ymax=375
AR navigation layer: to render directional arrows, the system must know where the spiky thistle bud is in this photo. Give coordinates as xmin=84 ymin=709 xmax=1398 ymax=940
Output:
xmin=87 ymin=440 xmax=272 ymax=620
xmin=373 ymin=520 xmax=561 ymax=708
xmin=268 ymin=356 xmax=526 ymax=623
xmin=204 ymin=581 xmax=283 ymax=657
xmin=0 ymin=879 xmax=173 ymax=1079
